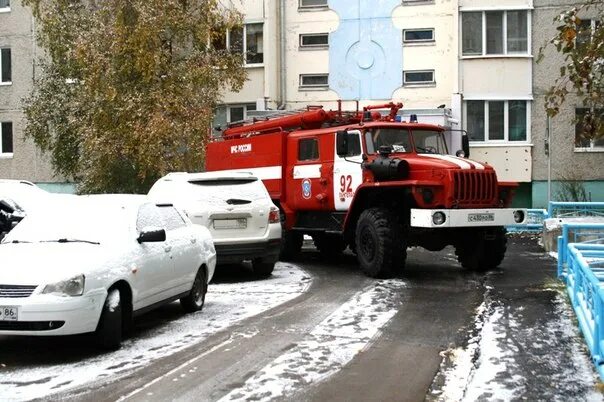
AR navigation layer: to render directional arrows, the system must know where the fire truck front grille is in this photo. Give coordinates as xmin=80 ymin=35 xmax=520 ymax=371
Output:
xmin=453 ymin=170 xmax=497 ymax=206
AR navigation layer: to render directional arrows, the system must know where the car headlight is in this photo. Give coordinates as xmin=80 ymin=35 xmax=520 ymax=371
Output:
xmin=42 ymin=275 xmax=85 ymax=296
xmin=432 ymin=211 xmax=446 ymax=225
xmin=513 ymin=210 xmax=526 ymax=223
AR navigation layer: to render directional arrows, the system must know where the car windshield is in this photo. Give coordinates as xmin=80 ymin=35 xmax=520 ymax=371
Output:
xmin=150 ymin=177 xmax=269 ymax=205
xmin=364 ymin=128 xmax=412 ymax=154
xmin=2 ymin=203 xmax=132 ymax=245
xmin=413 ymin=130 xmax=448 ymax=154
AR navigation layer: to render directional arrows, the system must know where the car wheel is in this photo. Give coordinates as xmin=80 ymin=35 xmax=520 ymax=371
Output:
xmin=181 ymin=268 xmax=208 ymax=313
xmin=95 ymin=289 xmax=122 ymax=350
xmin=252 ymin=257 xmax=277 ymax=278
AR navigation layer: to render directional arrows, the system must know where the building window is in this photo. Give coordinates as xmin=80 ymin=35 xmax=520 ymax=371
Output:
xmin=575 ymin=108 xmax=604 ymax=150
xmin=1 ymin=48 xmax=11 ymax=83
xmin=214 ymin=23 xmax=263 ymax=66
xmin=576 ymin=19 xmax=601 ymax=47
xmin=1 ymin=122 xmax=13 ymax=154
xmin=227 ymin=104 xmax=257 ymax=123
xmin=299 ymin=0 xmax=328 ymax=9
xmin=299 ymin=74 xmax=328 ymax=89
xmin=0 ymin=0 xmax=9 ymax=11
xmin=300 ymin=33 xmax=329 ymax=49
xmin=403 ymin=29 xmax=435 ymax=43
xmin=464 ymin=100 xmax=529 ymax=143
xmin=403 ymin=70 xmax=435 ymax=86
xmin=462 ymin=10 xmax=529 ymax=56
xmin=298 ymin=138 xmax=319 ymax=161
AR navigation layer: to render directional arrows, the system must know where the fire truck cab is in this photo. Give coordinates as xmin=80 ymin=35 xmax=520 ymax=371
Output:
xmin=206 ymin=102 xmax=527 ymax=278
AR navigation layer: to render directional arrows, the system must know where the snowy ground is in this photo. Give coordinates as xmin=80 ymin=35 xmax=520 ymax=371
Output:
xmin=0 ymin=263 xmax=311 ymax=401
xmin=430 ymin=274 xmax=603 ymax=402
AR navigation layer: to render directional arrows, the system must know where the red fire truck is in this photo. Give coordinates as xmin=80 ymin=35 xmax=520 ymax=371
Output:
xmin=206 ymin=102 xmax=526 ymax=278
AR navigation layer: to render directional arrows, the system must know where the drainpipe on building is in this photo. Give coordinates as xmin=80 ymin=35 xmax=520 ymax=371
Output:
xmin=279 ymin=0 xmax=286 ymax=110
xmin=546 ymin=115 xmax=552 ymax=205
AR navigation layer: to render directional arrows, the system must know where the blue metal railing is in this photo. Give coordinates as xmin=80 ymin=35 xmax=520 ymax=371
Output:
xmin=549 ymin=202 xmax=604 ymax=219
xmin=507 ymin=208 xmax=548 ymax=232
xmin=558 ymin=223 xmax=604 ymax=379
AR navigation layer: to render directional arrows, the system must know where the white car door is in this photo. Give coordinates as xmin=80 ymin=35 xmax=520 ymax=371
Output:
xmin=333 ymin=130 xmax=364 ymax=211
xmin=158 ymin=205 xmax=200 ymax=294
xmin=133 ymin=203 xmax=175 ymax=309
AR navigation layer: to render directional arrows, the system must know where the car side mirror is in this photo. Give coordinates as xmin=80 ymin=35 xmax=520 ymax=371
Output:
xmin=137 ymin=228 xmax=166 ymax=243
xmin=461 ymin=133 xmax=470 ymax=158
xmin=336 ymin=130 xmax=349 ymax=157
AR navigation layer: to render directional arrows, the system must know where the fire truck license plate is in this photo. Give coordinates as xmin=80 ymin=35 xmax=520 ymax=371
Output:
xmin=0 ymin=306 xmax=18 ymax=321
xmin=213 ymin=219 xmax=247 ymax=230
xmin=468 ymin=213 xmax=495 ymax=223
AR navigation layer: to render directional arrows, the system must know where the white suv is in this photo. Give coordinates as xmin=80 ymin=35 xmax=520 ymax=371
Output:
xmin=149 ymin=172 xmax=282 ymax=277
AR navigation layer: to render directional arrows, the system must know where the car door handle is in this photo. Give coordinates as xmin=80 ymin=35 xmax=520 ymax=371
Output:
xmin=164 ymin=246 xmax=172 ymax=252
xmin=190 ymin=238 xmax=197 ymax=244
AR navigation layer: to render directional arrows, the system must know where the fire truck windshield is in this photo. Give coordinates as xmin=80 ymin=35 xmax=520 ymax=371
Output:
xmin=364 ymin=128 xmax=448 ymax=155
xmin=412 ymin=130 xmax=448 ymax=155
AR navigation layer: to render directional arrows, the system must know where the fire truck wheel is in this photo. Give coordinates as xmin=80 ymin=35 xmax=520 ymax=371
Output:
xmin=252 ymin=258 xmax=277 ymax=277
xmin=355 ymin=208 xmax=406 ymax=278
xmin=313 ymin=233 xmax=346 ymax=257
xmin=280 ymin=231 xmax=303 ymax=261
xmin=455 ymin=227 xmax=507 ymax=271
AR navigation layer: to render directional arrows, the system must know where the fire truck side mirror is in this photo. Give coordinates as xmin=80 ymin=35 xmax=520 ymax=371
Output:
xmin=461 ymin=133 xmax=470 ymax=158
xmin=336 ymin=130 xmax=349 ymax=157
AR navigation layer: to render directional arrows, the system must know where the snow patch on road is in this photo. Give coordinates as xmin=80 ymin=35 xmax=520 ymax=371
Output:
xmin=0 ymin=263 xmax=310 ymax=401
xmin=219 ymin=279 xmax=405 ymax=402
xmin=433 ymin=294 xmax=602 ymax=401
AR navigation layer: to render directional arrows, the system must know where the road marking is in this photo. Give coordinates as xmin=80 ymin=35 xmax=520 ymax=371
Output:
xmin=218 ymin=279 xmax=405 ymax=401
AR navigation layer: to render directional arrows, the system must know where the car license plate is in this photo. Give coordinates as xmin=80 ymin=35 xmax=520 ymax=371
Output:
xmin=0 ymin=306 xmax=18 ymax=321
xmin=468 ymin=213 xmax=495 ymax=223
xmin=213 ymin=218 xmax=247 ymax=230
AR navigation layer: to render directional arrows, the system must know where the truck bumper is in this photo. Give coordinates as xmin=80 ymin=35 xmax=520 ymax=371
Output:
xmin=410 ymin=208 xmax=527 ymax=228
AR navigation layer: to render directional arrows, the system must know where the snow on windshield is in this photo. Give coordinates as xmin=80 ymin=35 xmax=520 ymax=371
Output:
xmin=3 ymin=201 xmax=133 ymax=244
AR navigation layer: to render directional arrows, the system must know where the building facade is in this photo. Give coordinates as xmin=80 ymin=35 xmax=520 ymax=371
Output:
xmin=0 ymin=0 xmax=73 ymax=192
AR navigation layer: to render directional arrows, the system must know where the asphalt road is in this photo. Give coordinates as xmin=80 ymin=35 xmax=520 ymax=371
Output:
xmin=3 ymin=235 xmax=602 ymax=401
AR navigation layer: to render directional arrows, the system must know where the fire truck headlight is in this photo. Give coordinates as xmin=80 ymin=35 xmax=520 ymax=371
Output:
xmin=432 ymin=211 xmax=446 ymax=226
xmin=513 ymin=210 xmax=525 ymax=223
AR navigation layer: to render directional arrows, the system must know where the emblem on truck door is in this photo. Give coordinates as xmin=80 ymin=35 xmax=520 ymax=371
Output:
xmin=302 ymin=179 xmax=312 ymax=199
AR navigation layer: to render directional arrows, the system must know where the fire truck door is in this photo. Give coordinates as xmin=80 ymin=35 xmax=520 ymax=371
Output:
xmin=333 ymin=130 xmax=363 ymax=211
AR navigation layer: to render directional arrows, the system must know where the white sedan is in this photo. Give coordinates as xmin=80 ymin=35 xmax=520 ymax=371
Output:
xmin=0 ymin=195 xmax=216 ymax=349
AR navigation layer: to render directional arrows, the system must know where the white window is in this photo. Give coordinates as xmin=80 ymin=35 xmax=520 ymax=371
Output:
xmin=462 ymin=10 xmax=529 ymax=56
xmin=575 ymin=108 xmax=604 ymax=151
xmin=300 ymin=33 xmax=329 ymax=49
xmin=576 ymin=19 xmax=601 ymax=47
xmin=214 ymin=23 xmax=263 ymax=66
xmin=227 ymin=104 xmax=257 ymax=123
xmin=0 ymin=0 xmax=9 ymax=12
xmin=299 ymin=74 xmax=329 ymax=89
xmin=299 ymin=0 xmax=328 ymax=9
xmin=464 ymin=100 xmax=529 ymax=143
xmin=403 ymin=29 xmax=434 ymax=43
xmin=1 ymin=122 xmax=13 ymax=155
xmin=403 ymin=70 xmax=435 ymax=86
xmin=1 ymin=48 xmax=11 ymax=84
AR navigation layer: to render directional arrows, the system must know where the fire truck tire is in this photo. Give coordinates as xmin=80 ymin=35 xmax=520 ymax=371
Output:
xmin=355 ymin=208 xmax=406 ymax=278
xmin=313 ymin=233 xmax=346 ymax=256
xmin=252 ymin=257 xmax=277 ymax=277
xmin=455 ymin=227 xmax=507 ymax=271
xmin=280 ymin=231 xmax=303 ymax=261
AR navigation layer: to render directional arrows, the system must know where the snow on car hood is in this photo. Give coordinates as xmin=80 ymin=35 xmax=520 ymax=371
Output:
xmin=0 ymin=242 xmax=112 ymax=286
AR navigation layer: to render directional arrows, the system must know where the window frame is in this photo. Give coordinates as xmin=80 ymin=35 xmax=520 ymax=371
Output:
xmin=0 ymin=121 xmax=13 ymax=156
xmin=403 ymin=70 xmax=435 ymax=86
xmin=226 ymin=103 xmax=257 ymax=124
xmin=403 ymin=28 xmax=435 ymax=44
xmin=461 ymin=10 xmax=531 ymax=58
xmin=299 ymin=33 xmax=329 ymax=50
xmin=463 ymin=99 xmax=531 ymax=144
xmin=299 ymin=73 xmax=329 ymax=90
xmin=0 ymin=0 xmax=9 ymax=13
xmin=574 ymin=107 xmax=604 ymax=152
xmin=221 ymin=23 xmax=264 ymax=67
xmin=0 ymin=47 xmax=12 ymax=85
xmin=298 ymin=0 xmax=328 ymax=10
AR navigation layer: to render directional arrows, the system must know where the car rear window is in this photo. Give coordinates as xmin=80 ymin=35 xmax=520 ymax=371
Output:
xmin=188 ymin=178 xmax=258 ymax=186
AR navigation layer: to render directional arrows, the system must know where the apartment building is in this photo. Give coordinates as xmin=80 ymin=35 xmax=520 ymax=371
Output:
xmin=0 ymin=0 xmax=73 ymax=192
